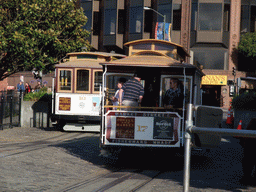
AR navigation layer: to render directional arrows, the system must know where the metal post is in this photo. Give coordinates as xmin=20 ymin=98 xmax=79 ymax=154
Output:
xmin=184 ymin=103 xmax=193 ymax=192
xmin=18 ymin=91 xmax=22 ymax=127
xmin=0 ymin=91 xmax=4 ymax=130
xmin=9 ymin=94 xmax=13 ymax=128
xmin=163 ymin=15 xmax=166 ymax=40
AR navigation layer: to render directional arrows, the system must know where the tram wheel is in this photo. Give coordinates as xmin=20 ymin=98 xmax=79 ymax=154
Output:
xmin=56 ymin=121 xmax=66 ymax=132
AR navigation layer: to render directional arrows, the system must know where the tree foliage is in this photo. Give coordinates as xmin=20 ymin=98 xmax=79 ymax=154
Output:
xmin=238 ymin=32 xmax=256 ymax=71
xmin=0 ymin=0 xmax=90 ymax=80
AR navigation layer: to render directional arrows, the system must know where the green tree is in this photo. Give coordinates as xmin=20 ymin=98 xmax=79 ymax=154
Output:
xmin=238 ymin=32 xmax=256 ymax=71
xmin=0 ymin=0 xmax=90 ymax=80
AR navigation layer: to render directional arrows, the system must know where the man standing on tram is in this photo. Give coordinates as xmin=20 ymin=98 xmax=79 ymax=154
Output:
xmin=119 ymin=72 xmax=144 ymax=111
xmin=163 ymin=78 xmax=184 ymax=110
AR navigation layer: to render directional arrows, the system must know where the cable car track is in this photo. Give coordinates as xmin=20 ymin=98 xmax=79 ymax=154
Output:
xmin=57 ymin=169 xmax=162 ymax=192
xmin=0 ymin=132 xmax=99 ymax=158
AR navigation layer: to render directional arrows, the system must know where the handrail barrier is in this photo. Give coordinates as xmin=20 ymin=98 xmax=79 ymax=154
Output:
xmin=104 ymin=105 xmax=183 ymax=111
xmin=0 ymin=90 xmax=22 ymax=129
xmin=183 ymin=104 xmax=256 ymax=192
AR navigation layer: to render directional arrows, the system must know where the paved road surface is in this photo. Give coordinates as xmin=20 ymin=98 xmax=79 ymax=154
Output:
xmin=0 ymin=120 xmax=256 ymax=191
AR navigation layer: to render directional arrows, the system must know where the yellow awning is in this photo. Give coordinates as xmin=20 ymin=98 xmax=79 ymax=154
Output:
xmin=201 ymin=75 xmax=227 ymax=85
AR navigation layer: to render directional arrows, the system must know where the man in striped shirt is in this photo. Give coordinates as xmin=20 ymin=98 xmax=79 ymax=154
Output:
xmin=119 ymin=72 xmax=144 ymax=111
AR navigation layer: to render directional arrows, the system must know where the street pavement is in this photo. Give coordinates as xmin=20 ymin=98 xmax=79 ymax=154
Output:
xmin=1 ymin=109 xmax=256 ymax=191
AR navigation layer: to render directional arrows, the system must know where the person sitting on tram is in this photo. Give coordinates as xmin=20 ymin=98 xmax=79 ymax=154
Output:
xmin=163 ymin=78 xmax=184 ymax=110
xmin=110 ymin=78 xmax=126 ymax=109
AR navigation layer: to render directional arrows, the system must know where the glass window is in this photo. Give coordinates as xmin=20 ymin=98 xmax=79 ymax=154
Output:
xmin=241 ymin=5 xmax=250 ymax=32
xmin=59 ymin=70 xmax=72 ymax=91
xmin=133 ymin=43 xmax=151 ymax=50
xmin=173 ymin=4 xmax=181 ymax=30
xmin=81 ymin=1 xmax=92 ymax=32
xmin=155 ymin=43 xmax=174 ymax=51
xmin=223 ymin=4 xmax=230 ymax=32
xmin=191 ymin=2 xmax=198 ymax=31
xmin=106 ymin=74 xmax=133 ymax=98
xmin=250 ymin=6 xmax=256 ymax=32
xmin=192 ymin=48 xmax=228 ymax=70
xmin=94 ymin=71 xmax=103 ymax=92
xmin=77 ymin=55 xmax=97 ymax=59
xmin=198 ymin=3 xmax=222 ymax=31
xmin=76 ymin=69 xmax=89 ymax=91
xmin=129 ymin=7 xmax=143 ymax=33
xmin=161 ymin=76 xmax=192 ymax=107
xmin=104 ymin=9 xmax=116 ymax=35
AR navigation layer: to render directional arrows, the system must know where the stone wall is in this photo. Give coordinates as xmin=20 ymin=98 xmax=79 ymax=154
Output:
xmin=21 ymin=100 xmax=53 ymax=128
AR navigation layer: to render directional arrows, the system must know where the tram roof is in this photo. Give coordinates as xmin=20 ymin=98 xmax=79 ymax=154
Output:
xmin=56 ymin=51 xmax=126 ymax=68
xmin=124 ymin=39 xmax=190 ymax=58
xmin=56 ymin=60 xmax=103 ymax=69
xmin=66 ymin=51 xmax=126 ymax=58
xmin=100 ymin=52 xmax=201 ymax=69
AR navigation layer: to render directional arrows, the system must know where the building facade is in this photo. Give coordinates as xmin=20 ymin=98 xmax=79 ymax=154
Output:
xmin=79 ymin=0 xmax=256 ymax=109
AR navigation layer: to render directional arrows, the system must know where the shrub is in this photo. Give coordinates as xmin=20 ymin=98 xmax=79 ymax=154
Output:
xmin=232 ymin=92 xmax=256 ymax=111
xmin=23 ymin=87 xmax=51 ymax=101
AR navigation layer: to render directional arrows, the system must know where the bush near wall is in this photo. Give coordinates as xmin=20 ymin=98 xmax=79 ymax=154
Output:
xmin=23 ymin=87 xmax=51 ymax=101
xmin=232 ymin=92 xmax=256 ymax=111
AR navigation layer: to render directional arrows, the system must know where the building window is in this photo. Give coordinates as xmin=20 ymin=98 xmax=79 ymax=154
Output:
xmin=59 ymin=70 xmax=72 ymax=91
xmin=81 ymin=1 xmax=92 ymax=32
xmin=192 ymin=48 xmax=228 ymax=70
xmin=241 ymin=5 xmax=250 ymax=32
xmin=118 ymin=9 xmax=125 ymax=34
xmin=76 ymin=69 xmax=90 ymax=91
xmin=104 ymin=9 xmax=116 ymax=35
xmin=172 ymin=4 xmax=181 ymax=30
xmin=191 ymin=2 xmax=198 ymax=31
xmin=250 ymin=6 xmax=256 ymax=32
xmin=223 ymin=4 xmax=230 ymax=32
xmin=129 ymin=6 xmax=143 ymax=33
xmin=94 ymin=71 xmax=103 ymax=92
xmin=93 ymin=12 xmax=100 ymax=35
xmin=198 ymin=3 xmax=222 ymax=31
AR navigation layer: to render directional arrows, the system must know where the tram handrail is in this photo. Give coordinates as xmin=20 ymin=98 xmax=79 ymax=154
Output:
xmin=103 ymin=105 xmax=183 ymax=111
xmin=183 ymin=103 xmax=256 ymax=192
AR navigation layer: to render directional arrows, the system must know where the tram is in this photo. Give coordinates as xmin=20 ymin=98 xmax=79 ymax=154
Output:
xmin=99 ymin=39 xmax=222 ymax=156
xmin=51 ymin=51 xmax=126 ymax=131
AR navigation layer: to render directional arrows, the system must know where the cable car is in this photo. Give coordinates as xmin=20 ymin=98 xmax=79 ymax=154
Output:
xmin=52 ymin=51 xmax=126 ymax=131
xmin=99 ymin=39 xmax=207 ymax=156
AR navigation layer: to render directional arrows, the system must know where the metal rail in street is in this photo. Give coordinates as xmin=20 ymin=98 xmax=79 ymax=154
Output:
xmin=183 ymin=104 xmax=256 ymax=192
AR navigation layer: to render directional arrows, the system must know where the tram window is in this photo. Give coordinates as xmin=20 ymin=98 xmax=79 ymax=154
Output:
xmin=155 ymin=44 xmax=174 ymax=51
xmin=94 ymin=71 xmax=103 ymax=92
xmin=133 ymin=43 xmax=151 ymax=50
xmin=59 ymin=70 xmax=72 ymax=91
xmin=76 ymin=69 xmax=90 ymax=92
xmin=106 ymin=74 xmax=133 ymax=97
xmin=161 ymin=76 xmax=192 ymax=107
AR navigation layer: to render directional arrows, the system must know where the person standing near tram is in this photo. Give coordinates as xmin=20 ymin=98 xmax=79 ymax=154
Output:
xmin=119 ymin=72 xmax=144 ymax=111
xmin=163 ymin=78 xmax=184 ymax=109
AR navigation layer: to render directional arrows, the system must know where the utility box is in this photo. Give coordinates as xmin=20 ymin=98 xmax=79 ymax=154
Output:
xmin=193 ymin=105 xmax=223 ymax=148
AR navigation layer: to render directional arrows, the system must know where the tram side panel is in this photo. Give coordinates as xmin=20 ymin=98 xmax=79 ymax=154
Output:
xmin=102 ymin=111 xmax=181 ymax=148
xmin=53 ymin=93 xmax=101 ymax=131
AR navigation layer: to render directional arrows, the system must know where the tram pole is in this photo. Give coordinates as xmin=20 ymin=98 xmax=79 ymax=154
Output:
xmin=183 ymin=103 xmax=193 ymax=192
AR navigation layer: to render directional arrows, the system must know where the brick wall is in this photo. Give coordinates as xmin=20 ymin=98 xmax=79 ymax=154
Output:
xmin=0 ymin=78 xmax=8 ymax=91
